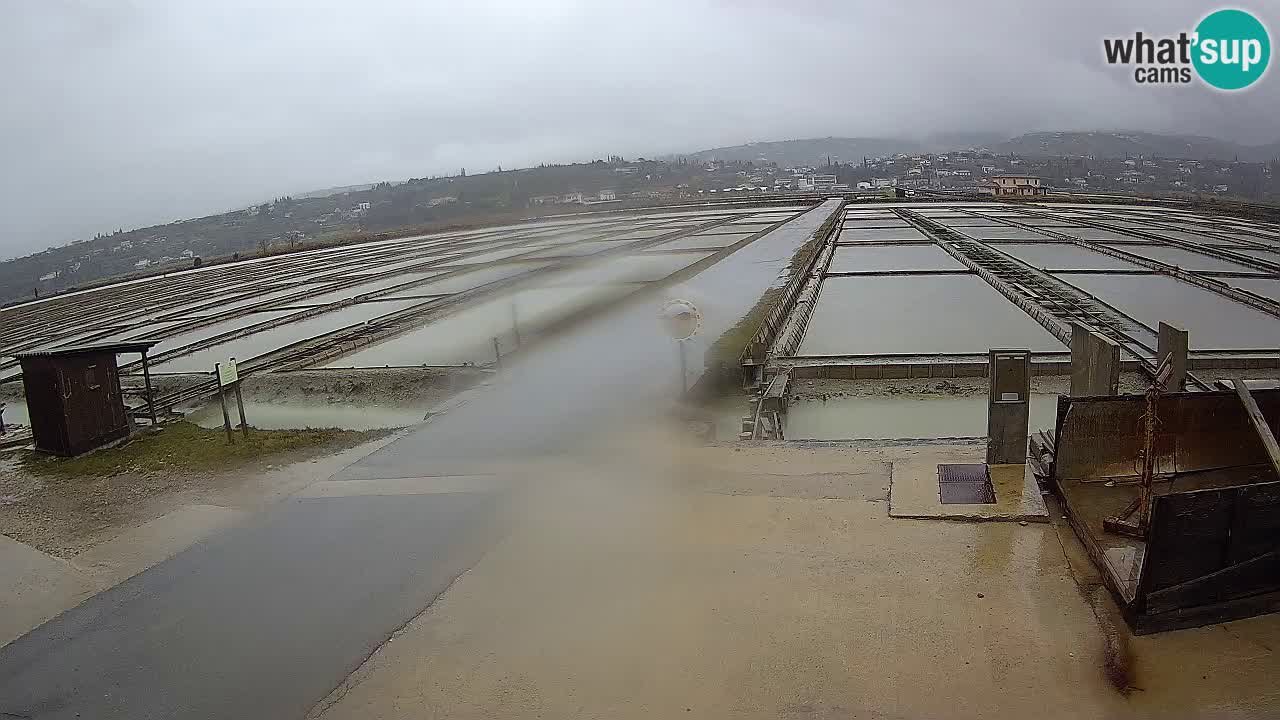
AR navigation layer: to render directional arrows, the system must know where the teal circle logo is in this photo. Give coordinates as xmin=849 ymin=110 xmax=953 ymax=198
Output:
xmin=1193 ymin=9 xmax=1270 ymax=90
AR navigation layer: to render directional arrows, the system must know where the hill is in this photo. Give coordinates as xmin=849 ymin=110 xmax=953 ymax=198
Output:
xmin=672 ymin=137 xmax=923 ymax=167
xmin=993 ymin=131 xmax=1280 ymax=162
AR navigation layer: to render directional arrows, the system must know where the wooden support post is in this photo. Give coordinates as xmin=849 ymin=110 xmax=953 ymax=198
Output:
xmin=141 ymin=348 xmax=158 ymax=427
xmin=234 ymin=381 xmax=248 ymax=438
xmin=1232 ymin=378 xmax=1280 ymax=479
xmin=678 ymin=339 xmax=688 ymax=394
xmin=219 ymin=388 xmax=234 ymax=445
xmin=216 ymin=362 xmax=233 ymax=445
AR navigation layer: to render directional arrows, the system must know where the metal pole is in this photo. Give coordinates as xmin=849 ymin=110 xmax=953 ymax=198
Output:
xmin=216 ymin=363 xmax=233 ymax=444
xmin=678 ymin=339 xmax=688 ymax=394
xmin=234 ymin=381 xmax=248 ymax=438
xmin=141 ymin=349 xmax=157 ymax=427
xmin=511 ymin=301 xmax=521 ymax=348
xmin=493 ymin=337 xmax=502 ymax=369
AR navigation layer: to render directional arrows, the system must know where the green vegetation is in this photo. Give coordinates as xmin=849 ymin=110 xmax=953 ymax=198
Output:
xmin=696 ymin=205 xmax=840 ymax=399
xmin=704 ymin=287 xmax=783 ymax=372
xmin=22 ymin=421 xmax=383 ymax=477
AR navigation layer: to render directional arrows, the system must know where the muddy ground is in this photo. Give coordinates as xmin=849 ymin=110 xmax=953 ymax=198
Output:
xmin=150 ymin=366 xmax=492 ymax=408
xmin=0 ymin=366 xmax=490 ymax=556
xmin=788 ymin=369 xmax=1279 ymax=403
xmin=0 ymin=425 xmax=389 ymax=557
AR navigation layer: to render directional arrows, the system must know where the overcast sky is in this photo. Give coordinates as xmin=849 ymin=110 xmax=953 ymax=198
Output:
xmin=3 ymin=0 xmax=1278 ymax=259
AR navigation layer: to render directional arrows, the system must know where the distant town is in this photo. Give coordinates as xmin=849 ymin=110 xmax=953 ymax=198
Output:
xmin=3 ymin=131 xmax=1278 ymax=305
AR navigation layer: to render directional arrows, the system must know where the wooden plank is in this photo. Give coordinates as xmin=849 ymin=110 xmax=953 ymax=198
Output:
xmin=1232 ymin=378 xmax=1280 ymax=479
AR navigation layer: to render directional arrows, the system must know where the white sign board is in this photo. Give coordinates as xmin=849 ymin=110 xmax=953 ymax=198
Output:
xmin=216 ymin=358 xmax=239 ymax=388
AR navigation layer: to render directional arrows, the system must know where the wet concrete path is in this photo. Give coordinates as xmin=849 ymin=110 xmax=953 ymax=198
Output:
xmin=0 ymin=492 xmax=498 ymax=719
xmin=339 ymin=199 xmax=843 ymax=479
xmin=0 ymin=200 xmax=842 ymax=719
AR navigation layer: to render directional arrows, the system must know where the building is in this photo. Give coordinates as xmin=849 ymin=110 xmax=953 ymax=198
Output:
xmin=561 ymin=191 xmax=585 ymax=204
xmin=811 ymin=174 xmax=837 ymax=189
xmin=597 ymin=189 xmax=617 ymax=201
xmin=13 ymin=342 xmax=159 ymax=457
xmin=991 ymin=175 xmax=1046 ymax=197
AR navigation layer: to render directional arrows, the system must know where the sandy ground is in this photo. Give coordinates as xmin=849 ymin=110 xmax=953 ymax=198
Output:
xmin=307 ymin=434 xmax=1280 ymax=720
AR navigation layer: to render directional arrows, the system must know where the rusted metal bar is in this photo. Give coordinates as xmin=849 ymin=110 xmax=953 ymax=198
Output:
xmin=1104 ymin=358 xmax=1172 ymax=538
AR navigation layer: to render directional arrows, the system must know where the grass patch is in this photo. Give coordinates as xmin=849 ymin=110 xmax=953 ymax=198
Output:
xmin=21 ymin=421 xmax=384 ymax=477
xmin=704 ymin=286 xmax=783 ymax=371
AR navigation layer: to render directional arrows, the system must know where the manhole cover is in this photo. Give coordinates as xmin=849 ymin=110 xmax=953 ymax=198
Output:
xmin=938 ymin=463 xmax=996 ymax=504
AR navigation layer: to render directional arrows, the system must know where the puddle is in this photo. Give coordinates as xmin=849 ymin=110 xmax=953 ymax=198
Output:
xmin=1065 ymin=274 xmax=1280 ymax=349
xmin=447 ymin=246 xmax=544 ymax=265
xmin=646 ymin=234 xmax=744 ymax=251
xmin=379 ymin=262 xmax=552 ymax=298
xmin=1104 ymin=244 xmax=1259 ymax=273
xmin=828 ymin=244 xmax=964 ymax=273
xmin=156 ymin=299 xmax=428 ymax=372
xmin=184 ymin=399 xmax=425 ymax=431
xmin=837 ymin=228 xmax=927 ymax=242
xmin=994 ymin=243 xmax=1142 ymax=271
xmin=786 ymin=392 xmax=1060 ymax=441
xmin=523 ymin=241 xmax=633 ymax=259
xmin=798 ymin=275 xmax=1065 ymax=356
xmin=173 ymin=282 xmax=336 ymax=318
xmin=968 ymin=227 xmax=1051 ymax=241
xmin=324 ymin=284 xmax=636 ymax=367
xmin=1231 ymin=278 xmax=1280 ymax=303
xmin=147 ymin=309 xmax=304 ymax=357
xmin=1229 ymin=248 xmax=1280 ymax=263
xmin=267 ymin=271 xmax=448 ymax=308
xmin=0 ymin=399 xmax=29 ymax=427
